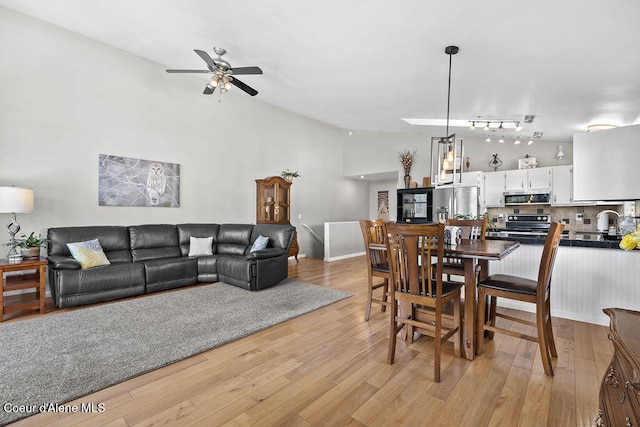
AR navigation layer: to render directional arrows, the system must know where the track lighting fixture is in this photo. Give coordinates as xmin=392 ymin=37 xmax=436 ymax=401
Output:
xmin=472 ymin=119 xmax=528 ymax=131
xmin=469 ymin=121 xmax=476 ymax=130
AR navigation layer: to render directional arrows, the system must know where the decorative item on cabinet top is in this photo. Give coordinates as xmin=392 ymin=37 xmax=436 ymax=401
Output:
xmin=398 ymin=148 xmax=417 ymax=189
xmin=281 ymin=169 xmax=300 ymax=183
xmin=518 ymin=154 xmax=537 ymax=169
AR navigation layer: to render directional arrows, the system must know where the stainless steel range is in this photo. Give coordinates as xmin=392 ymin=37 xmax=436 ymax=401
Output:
xmin=503 ymin=214 xmax=551 ymax=237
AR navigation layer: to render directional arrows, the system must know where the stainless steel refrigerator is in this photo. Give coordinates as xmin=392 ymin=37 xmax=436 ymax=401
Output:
xmin=432 ymin=185 xmax=479 ymax=221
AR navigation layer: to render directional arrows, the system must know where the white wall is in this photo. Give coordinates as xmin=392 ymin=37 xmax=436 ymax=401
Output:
xmin=0 ymin=6 xmax=576 ymax=260
xmin=0 ymin=6 xmax=369 ymax=258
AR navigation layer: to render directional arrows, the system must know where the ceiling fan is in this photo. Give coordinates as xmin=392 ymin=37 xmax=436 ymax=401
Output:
xmin=166 ymin=47 xmax=263 ymax=96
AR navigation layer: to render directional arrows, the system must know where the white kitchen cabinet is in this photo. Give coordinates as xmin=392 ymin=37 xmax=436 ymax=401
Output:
xmin=483 ymin=171 xmax=505 ymax=207
xmin=551 ymin=165 xmax=594 ymax=206
xmin=551 ymin=165 xmax=572 ymax=205
xmin=505 ymin=167 xmax=552 ymax=191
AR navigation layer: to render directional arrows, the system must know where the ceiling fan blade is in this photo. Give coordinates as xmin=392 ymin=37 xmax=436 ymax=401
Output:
xmin=231 ymin=66 xmax=263 ymax=75
xmin=203 ymin=85 xmax=215 ymax=95
xmin=231 ymin=78 xmax=258 ymax=96
xmin=166 ymin=69 xmax=211 ymax=73
xmin=194 ymin=49 xmax=216 ymax=69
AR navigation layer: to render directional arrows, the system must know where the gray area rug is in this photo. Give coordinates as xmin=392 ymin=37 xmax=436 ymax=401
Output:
xmin=0 ymin=279 xmax=351 ymax=425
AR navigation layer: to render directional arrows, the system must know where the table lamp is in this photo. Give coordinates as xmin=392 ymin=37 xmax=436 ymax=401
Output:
xmin=0 ymin=186 xmax=34 ymax=262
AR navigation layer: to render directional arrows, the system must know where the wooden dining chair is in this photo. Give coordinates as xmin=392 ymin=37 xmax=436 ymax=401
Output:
xmin=384 ymin=222 xmax=462 ymax=382
xmin=437 ymin=217 xmax=488 ymax=282
xmin=359 ymin=219 xmax=391 ymax=321
xmin=476 ymin=222 xmax=565 ymax=376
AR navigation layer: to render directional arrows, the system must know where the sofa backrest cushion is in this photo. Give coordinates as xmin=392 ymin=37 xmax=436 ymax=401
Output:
xmin=48 ymin=226 xmax=132 ymax=263
xmin=129 ymin=224 xmax=180 ymax=261
xmin=251 ymin=224 xmax=296 ymax=251
xmin=217 ymin=224 xmax=253 ymax=256
xmin=176 ymin=223 xmax=220 ymax=256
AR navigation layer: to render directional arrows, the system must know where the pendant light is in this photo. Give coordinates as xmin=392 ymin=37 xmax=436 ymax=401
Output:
xmin=432 ymin=45 xmax=463 ymax=185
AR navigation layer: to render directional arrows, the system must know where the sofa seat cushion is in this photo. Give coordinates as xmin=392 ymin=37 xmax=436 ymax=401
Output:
xmin=141 ymin=256 xmax=198 ymax=285
xmin=52 ymin=262 xmax=145 ymax=296
xmin=194 ymin=254 xmax=219 ymax=275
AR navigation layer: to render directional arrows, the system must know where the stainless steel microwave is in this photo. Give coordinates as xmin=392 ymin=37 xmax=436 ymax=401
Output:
xmin=504 ymin=191 xmax=551 ymax=205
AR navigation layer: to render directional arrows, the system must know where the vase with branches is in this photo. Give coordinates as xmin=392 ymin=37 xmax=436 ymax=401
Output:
xmin=398 ymin=149 xmax=417 ymax=188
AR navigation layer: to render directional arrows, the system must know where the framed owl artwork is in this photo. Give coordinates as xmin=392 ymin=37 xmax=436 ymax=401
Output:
xmin=98 ymin=154 xmax=180 ymax=207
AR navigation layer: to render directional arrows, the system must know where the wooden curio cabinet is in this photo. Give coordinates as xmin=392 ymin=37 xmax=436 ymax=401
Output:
xmin=256 ymin=176 xmax=299 ymax=260
xmin=256 ymin=176 xmax=291 ymax=224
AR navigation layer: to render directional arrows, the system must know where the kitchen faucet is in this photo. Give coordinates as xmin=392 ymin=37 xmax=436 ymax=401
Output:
xmin=596 ymin=209 xmax=621 ymax=234
xmin=596 ymin=210 xmax=621 ymax=219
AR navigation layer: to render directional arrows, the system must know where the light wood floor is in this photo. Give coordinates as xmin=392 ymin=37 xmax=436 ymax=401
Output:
xmin=6 ymin=256 xmax=612 ymax=426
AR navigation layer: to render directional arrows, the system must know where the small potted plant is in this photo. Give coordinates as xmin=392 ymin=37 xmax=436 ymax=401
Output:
xmin=9 ymin=232 xmax=50 ymax=258
xmin=281 ymin=169 xmax=300 ymax=183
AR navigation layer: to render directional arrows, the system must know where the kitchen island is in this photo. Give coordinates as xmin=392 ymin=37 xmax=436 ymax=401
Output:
xmin=485 ymin=233 xmax=639 ymax=326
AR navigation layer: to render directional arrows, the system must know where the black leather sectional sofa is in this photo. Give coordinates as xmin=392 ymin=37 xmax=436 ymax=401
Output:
xmin=46 ymin=223 xmax=296 ymax=308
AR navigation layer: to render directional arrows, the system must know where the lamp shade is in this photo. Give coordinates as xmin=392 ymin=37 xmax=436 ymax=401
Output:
xmin=0 ymin=186 xmax=34 ymax=213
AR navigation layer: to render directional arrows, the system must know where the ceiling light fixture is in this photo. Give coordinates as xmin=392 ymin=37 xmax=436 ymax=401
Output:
xmin=514 ymin=138 xmax=521 ymax=145
xmin=587 ymin=124 xmax=617 ymax=132
xmin=469 ymin=121 xmax=476 ymax=130
xmin=469 ymin=117 xmax=533 ymax=131
xmin=499 ymin=137 xmax=504 ymax=143
xmin=485 ymin=136 xmax=491 ymax=142
xmin=528 ymin=139 xmax=533 ymax=145
xmin=432 ymin=45 xmax=462 ymax=185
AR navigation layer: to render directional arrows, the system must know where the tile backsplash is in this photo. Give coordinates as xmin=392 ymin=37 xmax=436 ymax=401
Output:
xmin=486 ymin=204 xmax=624 ymax=233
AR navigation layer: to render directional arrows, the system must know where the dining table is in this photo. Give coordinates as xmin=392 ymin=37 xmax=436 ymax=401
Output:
xmin=444 ymin=238 xmax=520 ymax=360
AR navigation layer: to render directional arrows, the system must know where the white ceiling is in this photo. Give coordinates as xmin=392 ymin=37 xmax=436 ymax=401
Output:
xmin=2 ymin=0 xmax=640 ymax=143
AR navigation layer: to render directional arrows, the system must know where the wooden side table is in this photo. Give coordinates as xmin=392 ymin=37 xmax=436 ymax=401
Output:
xmin=0 ymin=257 xmax=47 ymax=321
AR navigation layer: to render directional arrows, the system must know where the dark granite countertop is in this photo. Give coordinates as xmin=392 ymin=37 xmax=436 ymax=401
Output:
xmin=486 ymin=234 xmax=626 ymax=249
